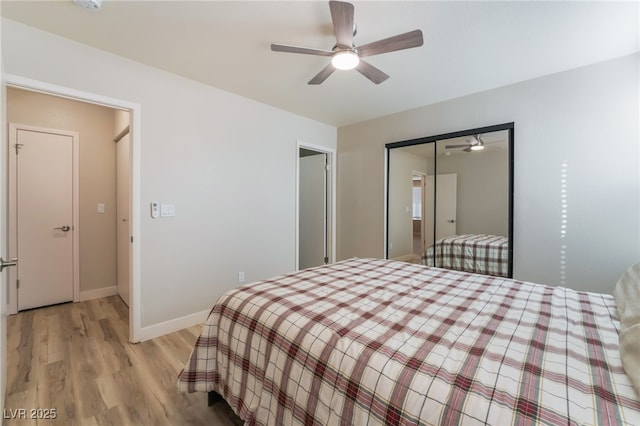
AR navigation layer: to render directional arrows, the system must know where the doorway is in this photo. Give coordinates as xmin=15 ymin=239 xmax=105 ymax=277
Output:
xmin=411 ymin=172 xmax=426 ymax=262
xmin=5 ymin=75 xmax=141 ymax=342
xmin=296 ymin=143 xmax=336 ymax=270
xmin=8 ymin=124 xmax=78 ymax=310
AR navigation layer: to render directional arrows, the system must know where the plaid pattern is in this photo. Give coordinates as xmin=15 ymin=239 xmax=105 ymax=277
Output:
xmin=177 ymin=258 xmax=640 ymax=425
xmin=422 ymin=234 xmax=509 ymax=277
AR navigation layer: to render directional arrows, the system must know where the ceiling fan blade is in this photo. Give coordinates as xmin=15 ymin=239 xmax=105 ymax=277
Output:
xmin=271 ymin=44 xmax=333 ymax=57
xmin=358 ymin=29 xmax=424 ymax=58
xmin=355 ymin=60 xmax=389 ymax=84
xmin=445 ymin=144 xmax=470 ymax=149
xmin=330 ymin=0 xmax=355 ymax=48
xmin=308 ymin=63 xmax=336 ymax=85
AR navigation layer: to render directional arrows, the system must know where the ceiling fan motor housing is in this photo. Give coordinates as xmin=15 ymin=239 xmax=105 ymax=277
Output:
xmin=74 ymin=0 xmax=102 ymax=11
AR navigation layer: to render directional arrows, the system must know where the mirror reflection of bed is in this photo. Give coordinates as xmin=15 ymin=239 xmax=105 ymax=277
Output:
xmin=386 ymin=123 xmax=513 ymax=277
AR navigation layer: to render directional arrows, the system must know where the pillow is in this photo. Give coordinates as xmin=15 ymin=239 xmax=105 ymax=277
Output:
xmin=619 ymin=323 xmax=640 ymax=394
xmin=613 ymin=259 xmax=640 ymax=394
xmin=614 ymin=259 xmax=640 ymax=328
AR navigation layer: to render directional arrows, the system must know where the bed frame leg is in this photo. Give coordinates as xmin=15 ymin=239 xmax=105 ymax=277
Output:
xmin=208 ymin=391 xmax=223 ymax=406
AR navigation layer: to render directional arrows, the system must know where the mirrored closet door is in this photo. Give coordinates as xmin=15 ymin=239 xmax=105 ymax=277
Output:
xmin=385 ymin=123 xmax=514 ymax=277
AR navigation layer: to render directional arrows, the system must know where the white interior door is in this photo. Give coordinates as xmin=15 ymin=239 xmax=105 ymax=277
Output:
xmin=12 ymin=127 xmax=74 ymax=311
xmin=116 ymin=132 xmax=130 ymax=306
xmin=411 ymin=173 xmax=427 ymax=258
xmin=1 ymin=89 xmax=9 ymax=418
xmin=435 ymin=173 xmax=458 ymax=240
xmin=420 ymin=175 xmax=427 ymax=252
xmin=424 ymin=175 xmax=435 ymax=249
xmin=299 ymin=152 xmax=327 ymax=269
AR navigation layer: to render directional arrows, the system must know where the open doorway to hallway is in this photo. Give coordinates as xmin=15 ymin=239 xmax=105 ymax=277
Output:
xmin=297 ymin=143 xmax=336 ymax=270
xmin=6 ymin=87 xmax=132 ymax=317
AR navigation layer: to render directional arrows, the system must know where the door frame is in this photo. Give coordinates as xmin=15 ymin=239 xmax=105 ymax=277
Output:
xmin=8 ymin=123 xmax=79 ymax=313
xmin=295 ymin=141 xmax=336 ymax=270
xmin=5 ymin=74 xmax=143 ymax=343
xmin=115 ymin=129 xmax=130 ymax=306
xmin=411 ymin=170 xmax=427 ymax=258
xmin=384 ymin=122 xmax=515 ymax=278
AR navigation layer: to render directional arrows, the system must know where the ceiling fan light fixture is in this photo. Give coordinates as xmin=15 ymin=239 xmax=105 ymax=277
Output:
xmin=470 ymin=134 xmax=485 ymax=151
xmin=271 ymin=1 xmax=423 ymax=84
xmin=331 ymin=50 xmax=359 ymax=70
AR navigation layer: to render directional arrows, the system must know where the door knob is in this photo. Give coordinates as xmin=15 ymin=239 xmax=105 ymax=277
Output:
xmin=447 ymin=219 xmax=455 ymax=223
xmin=54 ymin=225 xmax=71 ymax=232
xmin=0 ymin=257 xmax=18 ymax=272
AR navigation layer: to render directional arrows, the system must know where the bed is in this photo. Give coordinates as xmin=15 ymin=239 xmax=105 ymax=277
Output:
xmin=177 ymin=258 xmax=640 ymax=425
xmin=421 ymin=234 xmax=509 ymax=277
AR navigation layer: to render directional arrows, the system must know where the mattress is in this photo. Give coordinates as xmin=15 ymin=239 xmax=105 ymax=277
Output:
xmin=178 ymin=258 xmax=640 ymax=425
xmin=422 ymin=234 xmax=509 ymax=277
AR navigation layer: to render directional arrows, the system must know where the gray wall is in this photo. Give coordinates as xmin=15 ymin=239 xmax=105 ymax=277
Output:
xmin=437 ymin=149 xmax=508 ymax=237
xmin=338 ymin=54 xmax=639 ymax=293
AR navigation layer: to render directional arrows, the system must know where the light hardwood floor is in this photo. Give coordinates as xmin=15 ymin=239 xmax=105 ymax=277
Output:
xmin=4 ymin=296 xmax=243 ymax=425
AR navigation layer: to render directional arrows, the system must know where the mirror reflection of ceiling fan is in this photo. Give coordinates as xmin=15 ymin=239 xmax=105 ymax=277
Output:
xmin=270 ymin=1 xmax=424 ymax=85
xmin=445 ymin=135 xmax=487 ymax=152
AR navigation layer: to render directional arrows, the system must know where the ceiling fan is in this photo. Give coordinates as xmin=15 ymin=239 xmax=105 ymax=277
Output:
xmin=445 ymin=135 xmax=487 ymax=152
xmin=270 ymin=1 xmax=424 ymax=85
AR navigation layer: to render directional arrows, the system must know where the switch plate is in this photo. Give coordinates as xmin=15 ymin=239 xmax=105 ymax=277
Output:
xmin=97 ymin=203 xmax=105 ymax=214
xmin=238 ymin=272 xmax=245 ymax=283
xmin=160 ymin=204 xmax=176 ymax=217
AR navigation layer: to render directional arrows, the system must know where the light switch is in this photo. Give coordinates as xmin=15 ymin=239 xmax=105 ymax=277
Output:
xmin=97 ymin=203 xmax=105 ymax=214
xmin=160 ymin=204 xmax=176 ymax=217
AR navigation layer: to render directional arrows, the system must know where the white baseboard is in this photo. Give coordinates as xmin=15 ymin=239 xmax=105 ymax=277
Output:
xmin=136 ymin=309 xmax=210 ymax=342
xmin=79 ymin=286 xmax=118 ymax=301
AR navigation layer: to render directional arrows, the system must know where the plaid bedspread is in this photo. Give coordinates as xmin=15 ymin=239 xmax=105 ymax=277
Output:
xmin=422 ymin=234 xmax=509 ymax=277
xmin=177 ymin=258 xmax=640 ymax=425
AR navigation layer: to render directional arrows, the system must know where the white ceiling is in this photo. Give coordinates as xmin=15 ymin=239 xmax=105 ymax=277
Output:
xmin=2 ymin=1 xmax=638 ymax=127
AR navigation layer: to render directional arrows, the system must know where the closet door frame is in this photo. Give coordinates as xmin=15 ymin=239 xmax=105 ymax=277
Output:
xmin=384 ymin=122 xmax=514 ymax=277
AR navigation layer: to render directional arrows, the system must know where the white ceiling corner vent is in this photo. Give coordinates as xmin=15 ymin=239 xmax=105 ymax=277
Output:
xmin=74 ymin=0 xmax=102 ymax=11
